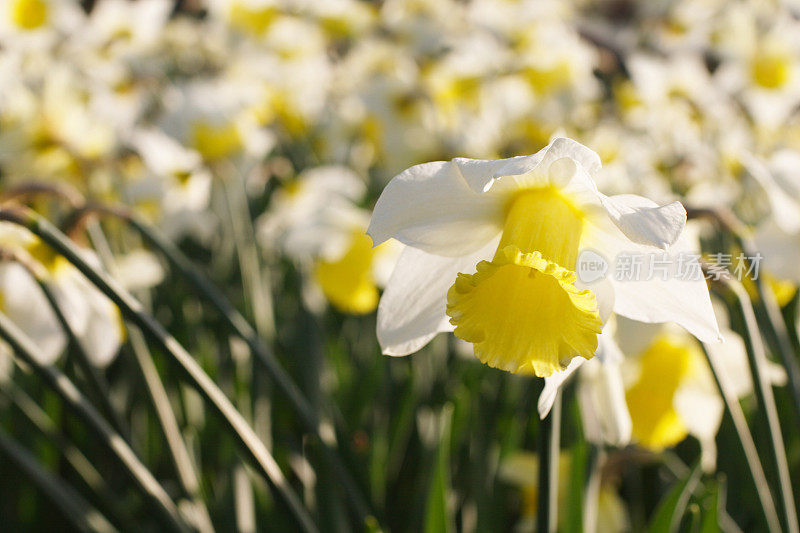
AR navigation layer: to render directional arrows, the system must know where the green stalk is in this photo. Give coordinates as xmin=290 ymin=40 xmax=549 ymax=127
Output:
xmin=537 ymin=390 xmax=561 ymax=533
xmin=75 ymin=204 xmax=371 ymax=523
xmin=0 ymin=310 xmax=189 ymax=532
xmin=700 ymin=344 xmax=781 ymax=533
xmin=85 ymin=221 xmax=215 ymax=533
xmin=0 ymin=380 xmax=124 ymax=526
xmin=688 ymin=207 xmax=800 ymax=424
xmin=0 ymin=428 xmax=117 ymax=533
xmin=128 ymin=326 xmax=216 ymax=533
xmin=28 ymin=262 xmax=129 ymax=440
xmin=722 ymin=278 xmax=798 ymax=533
xmin=0 ymin=207 xmax=318 ymax=533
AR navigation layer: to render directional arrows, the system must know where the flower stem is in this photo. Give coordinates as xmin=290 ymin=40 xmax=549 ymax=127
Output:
xmin=79 ymin=204 xmax=372 ymax=525
xmin=0 ymin=310 xmax=189 ymax=532
xmin=0 ymin=207 xmax=318 ymax=533
xmin=700 ymin=343 xmax=781 ymax=533
xmin=537 ymin=390 xmax=561 ymax=533
xmin=721 ymin=277 xmax=798 ymax=533
xmin=0 ymin=428 xmax=117 ymax=533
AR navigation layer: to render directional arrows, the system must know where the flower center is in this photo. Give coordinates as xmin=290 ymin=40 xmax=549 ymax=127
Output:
xmin=190 ymin=120 xmax=243 ymax=162
xmin=11 ymin=0 xmax=48 ymax=31
xmin=625 ymin=336 xmax=696 ymax=450
xmin=446 ymin=186 xmax=602 ymax=377
xmin=751 ymin=51 xmax=792 ymax=90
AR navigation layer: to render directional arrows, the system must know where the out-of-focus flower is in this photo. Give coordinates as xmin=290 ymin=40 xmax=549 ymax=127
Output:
xmin=499 ymin=451 xmax=629 ymax=532
xmin=714 ymin=9 xmax=800 ymax=129
xmin=160 ymin=79 xmax=274 ymax=165
xmin=124 ymin=127 xmax=214 ymax=239
xmin=0 ymin=223 xmax=126 ymax=369
xmin=369 ymin=138 xmax=719 ymax=379
xmin=580 ymin=311 xmax=786 ymax=472
xmin=258 ymin=166 xmax=399 ymax=314
xmin=0 ymin=0 xmax=82 ymax=46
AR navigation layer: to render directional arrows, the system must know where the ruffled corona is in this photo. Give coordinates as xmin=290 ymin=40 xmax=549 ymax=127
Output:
xmin=446 ymin=186 xmax=602 ymax=377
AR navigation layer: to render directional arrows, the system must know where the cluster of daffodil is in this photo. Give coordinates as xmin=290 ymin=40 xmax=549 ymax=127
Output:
xmin=1 ymin=0 xmax=800 ymax=530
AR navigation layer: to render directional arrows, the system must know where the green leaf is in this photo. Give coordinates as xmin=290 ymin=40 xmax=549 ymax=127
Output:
xmin=699 ymin=483 xmax=720 ymax=533
xmin=647 ymin=464 xmax=702 ymax=533
xmin=424 ymin=405 xmax=454 ymax=533
xmin=563 ymin=440 xmax=589 ymax=533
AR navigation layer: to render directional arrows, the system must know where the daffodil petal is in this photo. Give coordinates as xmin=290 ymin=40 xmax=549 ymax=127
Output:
xmin=599 ymin=194 xmax=687 ymax=250
xmin=377 ymin=236 xmax=499 ymax=356
xmin=755 ymin=219 xmax=800 ymax=282
xmin=674 ymin=385 xmax=723 ymax=471
xmin=743 ymin=153 xmax=800 ymax=234
xmin=367 ymin=160 xmax=501 ymax=256
xmin=577 ymin=350 xmax=632 ymax=446
xmin=583 ymin=217 xmax=722 ymax=343
xmin=538 ymin=355 xmax=586 ymax=419
xmin=0 ymin=264 xmax=65 ymax=365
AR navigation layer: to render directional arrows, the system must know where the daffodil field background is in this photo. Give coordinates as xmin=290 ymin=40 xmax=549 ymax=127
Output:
xmin=2 ymin=0 xmax=800 ymax=531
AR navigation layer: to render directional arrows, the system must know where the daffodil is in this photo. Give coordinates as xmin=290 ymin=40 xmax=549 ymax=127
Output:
xmin=125 ymin=127 xmax=213 ymax=239
xmin=0 ymin=223 xmax=126 ymax=369
xmin=369 ymin=138 xmax=720 ymax=380
xmin=745 ymin=151 xmax=800 ymax=285
xmin=258 ymin=166 xmax=399 ymax=314
xmin=573 ymin=308 xmax=786 ymax=472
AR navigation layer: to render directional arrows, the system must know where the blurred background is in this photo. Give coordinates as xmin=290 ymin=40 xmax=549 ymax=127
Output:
xmin=1 ymin=0 xmax=800 ymax=531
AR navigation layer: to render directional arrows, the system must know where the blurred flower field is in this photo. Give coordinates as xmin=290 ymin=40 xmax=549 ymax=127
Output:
xmin=2 ymin=0 xmax=800 ymax=531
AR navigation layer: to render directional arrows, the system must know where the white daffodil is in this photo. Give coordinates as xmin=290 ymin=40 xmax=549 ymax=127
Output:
xmin=744 ymin=150 xmax=800 ymax=287
xmin=0 ymin=222 xmax=125 ymax=368
xmin=125 ymin=127 xmax=214 ymax=239
xmin=369 ymin=138 xmax=720 ymax=381
xmin=258 ymin=165 xmax=399 ymax=315
xmin=0 ymin=261 xmax=66 ymax=364
xmin=0 ymin=0 xmax=82 ymax=48
xmin=600 ymin=312 xmax=785 ymax=472
xmin=159 ymin=79 xmax=274 ymax=165
xmin=713 ymin=11 xmax=800 ymax=129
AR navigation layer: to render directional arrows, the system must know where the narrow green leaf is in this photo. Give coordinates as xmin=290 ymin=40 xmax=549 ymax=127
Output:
xmin=647 ymin=463 xmax=702 ymax=533
xmin=424 ymin=405 xmax=454 ymax=533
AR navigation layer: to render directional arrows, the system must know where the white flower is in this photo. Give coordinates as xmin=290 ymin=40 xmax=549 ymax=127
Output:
xmin=369 ymin=138 xmax=720 ymax=380
xmin=258 ymin=166 xmax=399 ymax=314
xmin=582 ymin=312 xmax=785 ymax=472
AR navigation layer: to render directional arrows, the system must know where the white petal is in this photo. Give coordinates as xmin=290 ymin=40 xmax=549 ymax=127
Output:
xmin=0 ymin=264 xmax=65 ymax=365
xmin=539 ymin=356 xmax=586 ymax=419
xmin=582 ymin=217 xmax=722 ymax=343
xmin=536 ymin=137 xmax=602 ymax=177
xmin=451 ymin=153 xmax=542 ymax=193
xmin=744 ymin=152 xmax=800 ymax=234
xmin=576 ymin=275 xmax=615 ymax=324
xmin=674 ymin=385 xmax=723 ymax=472
xmin=577 ymin=350 xmax=632 ymax=446
xmin=599 ymin=194 xmax=687 ymax=250
xmin=377 ymin=236 xmax=499 ymax=356
xmin=367 ymin=160 xmax=501 ymax=256
xmin=754 ymin=220 xmax=800 ymax=282
xmin=703 ymin=328 xmax=752 ymax=398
